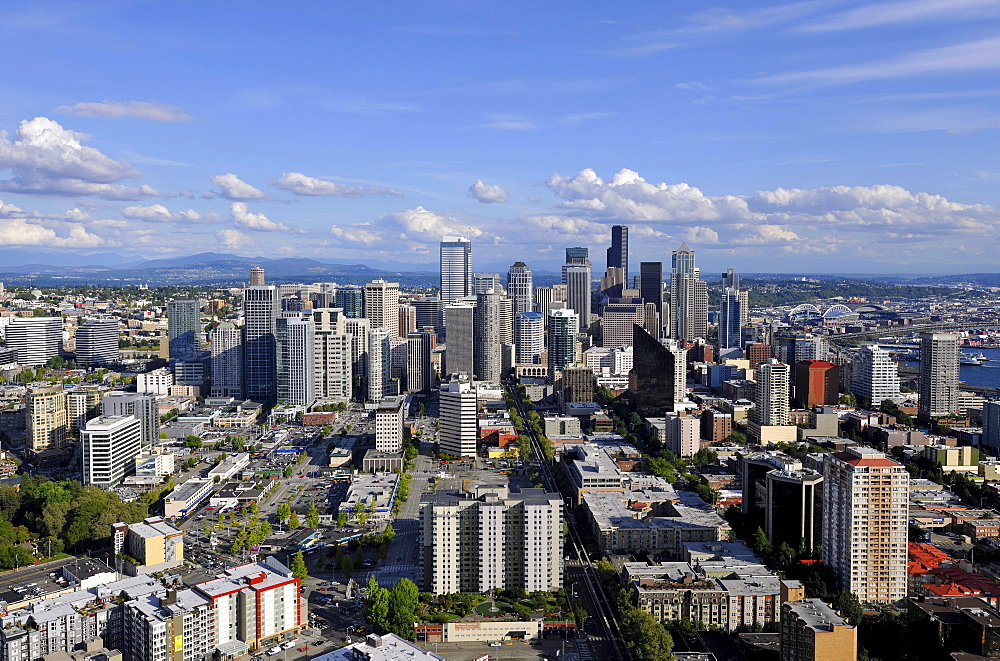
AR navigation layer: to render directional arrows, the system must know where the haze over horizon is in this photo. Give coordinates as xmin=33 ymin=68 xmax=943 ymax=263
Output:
xmin=2 ymin=1 xmax=999 ymax=275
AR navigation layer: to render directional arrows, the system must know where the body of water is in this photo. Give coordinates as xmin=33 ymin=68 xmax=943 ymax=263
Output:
xmin=959 ymin=347 xmax=1000 ymax=390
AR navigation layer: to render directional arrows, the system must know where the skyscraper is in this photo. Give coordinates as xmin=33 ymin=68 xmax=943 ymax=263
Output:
xmin=75 ymin=318 xmax=119 ymax=366
xmin=82 ymin=415 xmax=142 ymax=489
xmin=312 ymin=308 xmax=352 ymax=401
xmin=602 ymin=303 xmax=645 ymax=349
xmin=277 ymin=315 xmax=315 ymax=406
xmin=406 ymin=330 xmax=436 ymax=393
xmin=167 ymin=299 xmax=201 ymax=362
xmin=443 ymin=299 xmax=475 ymax=378
xmin=474 ymin=290 xmax=504 ymax=383
xmin=6 ymin=317 xmax=62 ymax=366
xmin=440 ymin=236 xmax=473 ymax=308
xmin=413 ymin=296 xmax=441 ymax=331
xmin=506 ymin=262 xmax=534 ymax=315
xmin=473 ymin=273 xmax=502 ymax=295
xmin=438 ymin=379 xmax=478 ymax=458
xmin=533 ymin=286 xmax=553 ymax=313
xmin=639 ymin=261 xmax=663 ymax=336
xmin=669 ymin=243 xmax=708 ymax=341
xmin=364 ymin=279 xmax=400 ymax=338
xmin=242 ymin=285 xmax=278 ymax=403
xmin=562 ymin=247 xmax=591 ymax=332
xmin=345 ymin=317 xmax=370 ymax=396
xmin=822 ymin=447 xmax=908 ymax=604
xmin=606 ymin=224 xmax=628 ymax=279
xmin=249 ymin=266 xmax=265 ymax=286
xmin=335 ymin=287 xmax=365 ymax=318
xmin=631 ymin=325 xmax=686 ymax=417
xmin=851 ymin=344 xmax=899 ymax=405
xmin=919 ymin=332 xmax=959 ymax=420
xmin=367 ymin=327 xmax=392 ymax=402
xmin=794 ymin=360 xmax=839 ymax=408
xmin=984 ymin=401 xmax=1000 ymax=452
xmin=547 ymin=309 xmax=579 ymax=377
xmin=753 ymin=359 xmax=790 ymax=426
xmin=102 ymin=391 xmax=158 ymax=451
xmin=210 ymin=322 xmax=243 ymax=399
xmin=720 ymin=269 xmax=743 ymax=351
xmin=514 ymin=312 xmax=544 ymax=364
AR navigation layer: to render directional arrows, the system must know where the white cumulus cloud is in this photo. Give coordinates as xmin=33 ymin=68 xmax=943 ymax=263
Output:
xmin=216 ymin=229 xmax=254 ymax=250
xmin=64 ymin=207 xmax=90 ymax=222
xmin=122 ymin=204 xmax=219 ymax=223
xmin=0 ymin=219 xmax=107 ymax=247
xmin=210 ymin=173 xmax=266 ymax=200
xmin=229 ymin=202 xmax=288 ymax=231
xmin=275 ymin=172 xmax=401 ymax=197
xmin=546 ymin=168 xmax=751 ymax=222
xmin=0 ymin=117 xmax=157 ymax=200
xmin=468 ymin=179 xmax=510 ymax=204
xmin=330 ymin=223 xmax=383 ymax=245
xmin=57 ymin=100 xmax=193 ymax=122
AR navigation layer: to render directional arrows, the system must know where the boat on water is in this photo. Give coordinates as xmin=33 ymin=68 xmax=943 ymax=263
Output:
xmin=969 ymin=351 xmax=990 ymax=362
xmin=960 ymin=353 xmax=982 ymax=366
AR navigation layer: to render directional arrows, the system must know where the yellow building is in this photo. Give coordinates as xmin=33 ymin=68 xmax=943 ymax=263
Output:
xmin=113 ymin=516 xmax=185 ymax=575
xmin=27 ymin=386 xmax=68 ymax=452
xmin=781 ymin=599 xmax=857 ymax=661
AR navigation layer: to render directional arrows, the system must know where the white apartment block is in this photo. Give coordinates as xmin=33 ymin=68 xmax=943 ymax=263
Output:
xmin=82 ymin=415 xmax=142 ymax=489
xmin=364 ymin=279 xmax=400 ymax=338
xmin=439 ymin=380 xmax=478 ymax=457
xmin=375 ymin=395 xmax=405 ymax=453
xmin=822 ymin=447 xmax=908 ymax=604
xmin=6 ymin=317 xmax=62 ymax=366
xmin=919 ymin=332 xmax=959 ymax=419
xmin=754 ymin=359 xmax=790 ymax=426
xmin=421 ymin=485 xmax=562 ymax=595
xmin=851 ymin=344 xmax=899 ymax=404
xmin=664 ymin=412 xmax=699 ymax=458
xmin=137 ymin=367 xmax=174 ymax=396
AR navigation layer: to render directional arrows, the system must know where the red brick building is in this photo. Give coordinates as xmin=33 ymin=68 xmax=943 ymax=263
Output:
xmin=794 ymin=360 xmax=839 ymax=408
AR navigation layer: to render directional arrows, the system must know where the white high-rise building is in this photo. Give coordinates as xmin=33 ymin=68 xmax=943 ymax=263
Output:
xmin=82 ymin=415 xmax=142 ymax=488
xmin=75 ymin=318 xmax=119 ymax=366
xmin=210 ymin=322 xmax=243 ymax=399
xmin=440 ymin=236 xmax=473 ymax=309
xmin=664 ymin=412 xmax=699 ymax=458
xmin=473 ymin=273 xmax=502 ymax=295
xmin=851 ymin=344 xmax=898 ymax=405
xmin=277 ymin=315 xmax=315 ymax=406
xmin=102 ymin=391 xmax=158 ymax=451
xmin=137 ymin=367 xmax=173 ymax=396
xmin=506 ymin=262 xmax=533 ymax=315
xmin=515 ymin=312 xmax=544 ymax=365
xmin=919 ymin=332 xmax=959 ymax=419
xmin=753 ymin=359 xmax=790 ymax=426
xmin=439 ymin=380 xmax=478 ymax=457
xmin=562 ymin=253 xmax=592 ymax=332
xmin=375 ymin=395 xmax=405 ymax=453
xmin=822 ymin=447 xmax=908 ymax=604
xmin=345 ymin=317 xmax=371 ymax=393
xmin=6 ymin=317 xmax=62 ymax=366
xmin=364 ymin=279 xmax=400 ymax=339
xmin=669 ymin=243 xmax=708 ymax=342
xmin=421 ymin=486 xmax=562 ymax=595
xmin=312 ymin=308 xmax=352 ymax=400
xmin=367 ymin=327 xmax=392 ymax=402
xmin=474 ymin=290 xmax=504 ymax=383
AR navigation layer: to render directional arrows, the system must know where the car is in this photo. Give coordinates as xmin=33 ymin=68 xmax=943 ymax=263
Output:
xmin=281 ymin=640 xmax=296 ymax=650
xmin=490 ymin=642 xmax=502 ymax=647
xmin=298 ymin=646 xmax=310 ymax=652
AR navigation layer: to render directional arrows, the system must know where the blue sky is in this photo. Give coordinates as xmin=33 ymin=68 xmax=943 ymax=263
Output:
xmin=1 ymin=0 xmax=999 ymax=274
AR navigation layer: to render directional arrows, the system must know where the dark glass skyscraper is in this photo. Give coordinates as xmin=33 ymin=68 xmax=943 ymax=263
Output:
xmin=243 ymin=285 xmax=278 ymax=403
xmin=606 ymin=224 xmax=628 ymax=277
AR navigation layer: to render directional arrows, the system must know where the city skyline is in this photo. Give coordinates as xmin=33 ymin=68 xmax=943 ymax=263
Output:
xmin=1 ymin=2 xmax=1000 ymax=273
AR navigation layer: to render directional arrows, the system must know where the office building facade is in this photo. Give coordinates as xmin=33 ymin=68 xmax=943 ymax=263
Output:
xmin=6 ymin=317 xmax=62 ymax=366
xmin=562 ymin=248 xmax=591 ymax=332
xmin=506 ymin=262 xmax=533 ymax=316
xmin=210 ymin=321 xmax=243 ymax=399
xmin=82 ymin=415 xmax=142 ymax=488
xmin=276 ymin=315 xmax=315 ymax=406
xmin=367 ymin=328 xmax=392 ymax=402
xmin=243 ymin=285 xmax=278 ymax=403
xmin=547 ymin=309 xmax=578 ymax=377
xmin=851 ymin=344 xmax=899 ymax=405
xmin=167 ymin=299 xmax=200 ymax=361
xmin=439 ymin=380 xmax=478 ymax=457
xmin=364 ymin=279 xmax=400 ymax=338
xmin=669 ymin=243 xmax=708 ymax=342
xmin=440 ymin=236 xmax=473 ymax=308
xmin=75 ymin=318 xmax=119 ymax=366
xmin=474 ymin=290 xmax=504 ymax=383
xmin=515 ymin=312 xmax=544 ymax=365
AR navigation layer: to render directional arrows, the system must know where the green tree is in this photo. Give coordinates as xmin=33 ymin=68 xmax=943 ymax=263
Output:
xmin=290 ymin=550 xmax=308 ymax=581
xmin=276 ymin=501 xmax=291 ymax=525
xmin=289 ymin=511 xmax=300 ymax=528
xmin=364 ymin=575 xmax=391 ymax=632
xmin=306 ymin=501 xmax=320 ymax=528
xmin=283 ymin=464 xmax=294 ymax=478
xmin=752 ymin=526 xmax=772 ymax=557
xmin=387 ymin=578 xmax=419 ymax=638
xmin=248 ymin=501 xmax=259 ymax=516
xmin=183 ymin=435 xmax=203 ymax=449
xmin=337 ymin=511 xmax=348 ymax=527
xmin=382 ymin=521 xmax=395 ymax=543
xmin=832 ymin=590 xmax=863 ymax=626
xmin=621 ymin=608 xmax=674 ymax=661
xmin=339 ymin=553 xmax=354 ymax=578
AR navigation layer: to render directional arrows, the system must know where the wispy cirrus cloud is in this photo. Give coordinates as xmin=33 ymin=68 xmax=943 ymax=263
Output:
xmin=798 ymin=0 xmax=999 ymax=32
xmin=57 ymin=100 xmax=193 ymax=121
xmin=482 ymin=112 xmax=615 ymax=131
xmin=274 ymin=172 xmax=401 ymax=197
xmin=757 ymin=36 xmax=1000 ymax=87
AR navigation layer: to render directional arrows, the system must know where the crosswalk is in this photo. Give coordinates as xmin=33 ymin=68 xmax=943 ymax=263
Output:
xmin=575 ymin=640 xmax=594 ymax=661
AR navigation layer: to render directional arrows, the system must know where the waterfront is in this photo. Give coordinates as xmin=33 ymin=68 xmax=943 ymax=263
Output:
xmin=960 ymin=347 xmax=1000 ymax=390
